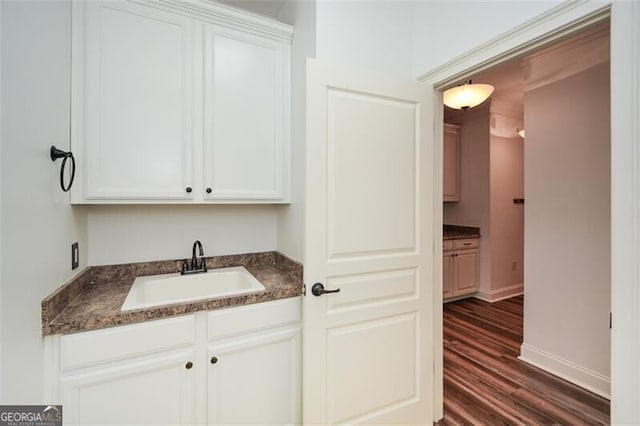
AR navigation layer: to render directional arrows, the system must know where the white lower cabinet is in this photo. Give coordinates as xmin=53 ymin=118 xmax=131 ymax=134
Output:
xmin=443 ymin=251 xmax=454 ymax=299
xmin=44 ymin=298 xmax=301 ymax=425
xmin=207 ymin=298 xmax=302 ymax=424
xmin=60 ymin=348 xmax=198 ymax=425
xmin=208 ymin=327 xmax=301 ymax=424
xmin=443 ymin=238 xmax=480 ymax=300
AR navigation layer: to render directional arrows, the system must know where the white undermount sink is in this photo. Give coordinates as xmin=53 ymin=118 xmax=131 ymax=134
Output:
xmin=121 ymin=266 xmax=265 ymax=311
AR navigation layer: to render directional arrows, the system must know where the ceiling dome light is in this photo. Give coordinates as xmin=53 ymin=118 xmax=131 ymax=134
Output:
xmin=443 ymin=81 xmax=495 ymax=111
xmin=517 ymin=128 xmax=525 ymax=138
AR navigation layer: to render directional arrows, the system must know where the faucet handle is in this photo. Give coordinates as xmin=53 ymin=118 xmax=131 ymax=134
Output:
xmin=200 ymin=258 xmax=207 ymax=272
xmin=181 ymin=259 xmax=189 ymax=274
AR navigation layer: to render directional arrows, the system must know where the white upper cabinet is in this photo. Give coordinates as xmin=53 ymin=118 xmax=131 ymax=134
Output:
xmin=74 ymin=1 xmax=195 ymax=201
xmin=71 ymin=0 xmax=292 ymax=204
xmin=203 ymin=25 xmax=289 ymax=200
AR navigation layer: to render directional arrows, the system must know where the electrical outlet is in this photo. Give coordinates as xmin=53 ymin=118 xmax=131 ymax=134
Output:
xmin=511 ymin=260 xmax=517 ymax=271
xmin=72 ymin=242 xmax=79 ymax=270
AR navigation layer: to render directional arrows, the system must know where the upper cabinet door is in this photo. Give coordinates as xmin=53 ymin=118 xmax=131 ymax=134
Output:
xmin=73 ymin=1 xmax=195 ymax=201
xmin=202 ymin=25 xmax=290 ymax=201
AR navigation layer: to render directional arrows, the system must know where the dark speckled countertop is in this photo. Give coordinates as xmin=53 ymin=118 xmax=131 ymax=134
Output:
xmin=42 ymin=251 xmax=302 ymax=336
xmin=443 ymin=224 xmax=481 ymax=240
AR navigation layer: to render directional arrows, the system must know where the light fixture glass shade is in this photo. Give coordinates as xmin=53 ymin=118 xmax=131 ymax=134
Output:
xmin=443 ymin=83 xmax=495 ymax=110
xmin=517 ymin=129 xmax=525 ymax=138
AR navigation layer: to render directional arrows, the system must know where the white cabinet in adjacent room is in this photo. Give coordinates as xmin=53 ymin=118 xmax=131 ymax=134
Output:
xmin=443 ymin=251 xmax=454 ymax=299
xmin=71 ymin=0 xmax=292 ymax=204
xmin=443 ymin=123 xmax=460 ymax=202
xmin=443 ymin=238 xmax=479 ymax=300
xmin=454 ymin=249 xmax=479 ymax=294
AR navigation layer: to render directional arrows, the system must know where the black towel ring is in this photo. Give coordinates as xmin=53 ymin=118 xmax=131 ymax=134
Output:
xmin=50 ymin=145 xmax=76 ymax=192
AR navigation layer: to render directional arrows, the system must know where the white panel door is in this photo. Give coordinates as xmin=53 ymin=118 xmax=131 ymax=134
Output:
xmin=60 ymin=348 xmax=198 ymax=425
xmin=79 ymin=1 xmax=194 ymax=200
xmin=203 ymin=25 xmax=289 ymax=201
xmin=304 ymin=59 xmax=433 ymax=424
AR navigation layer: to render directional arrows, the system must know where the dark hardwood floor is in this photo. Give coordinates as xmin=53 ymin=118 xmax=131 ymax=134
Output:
xmin=440 ymin=296 xmax=610 ymax=425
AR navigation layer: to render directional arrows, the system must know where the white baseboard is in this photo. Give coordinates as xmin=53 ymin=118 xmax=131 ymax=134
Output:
xmin=474 ymin=283 xmax=523 ymax=303
xmin=519 ymin=343 xmax=610 ymax=399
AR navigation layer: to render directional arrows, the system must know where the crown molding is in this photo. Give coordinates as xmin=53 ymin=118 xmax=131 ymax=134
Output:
xmin=132 ymin=0 xmax=294 ymax=43
xmin=522 ymin=23 xmax=609 ymax=92
xmin=417 ymin=1 xmax=610 ymax=87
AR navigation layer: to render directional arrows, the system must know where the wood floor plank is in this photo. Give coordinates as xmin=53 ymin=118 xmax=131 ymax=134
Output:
xmin=440 ymin=296 xmax=610 ymax=425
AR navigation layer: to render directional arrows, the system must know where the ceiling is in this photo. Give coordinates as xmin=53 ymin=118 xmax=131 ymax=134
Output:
xmin=472 ymin=60 xmax=525 ymax=107
xmin=217 ymin=0 xmax=287 ymax=18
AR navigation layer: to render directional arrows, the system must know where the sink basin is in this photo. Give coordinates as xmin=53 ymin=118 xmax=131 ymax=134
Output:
xmin=121 ymin=266 xmax=265 ymax=311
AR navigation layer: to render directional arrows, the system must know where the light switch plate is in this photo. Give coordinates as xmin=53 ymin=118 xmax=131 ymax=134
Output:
xmin=71 ymin=242 xmax=79 ymax=270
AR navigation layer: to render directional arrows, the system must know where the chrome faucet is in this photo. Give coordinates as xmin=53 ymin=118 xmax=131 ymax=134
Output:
xmin=181 ymin=240 xmax=208 ymax=275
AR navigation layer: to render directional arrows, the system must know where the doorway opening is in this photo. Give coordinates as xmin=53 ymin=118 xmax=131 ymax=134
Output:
xmin=439 ymin=21 xmax=611 ymax=423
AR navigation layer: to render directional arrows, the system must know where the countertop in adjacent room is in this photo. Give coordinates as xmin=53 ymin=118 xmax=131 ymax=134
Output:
xmin=443 ymin=224 xmax=481 ymax=240
xmin=42 ymin=251 xmax=302 ymax=336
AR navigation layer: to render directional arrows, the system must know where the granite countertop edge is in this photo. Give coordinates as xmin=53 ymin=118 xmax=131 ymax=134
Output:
xmin=443 ymin=224 xmax=481 ymax=240
xmin=42 ymin=251 xmax=303 ymax=336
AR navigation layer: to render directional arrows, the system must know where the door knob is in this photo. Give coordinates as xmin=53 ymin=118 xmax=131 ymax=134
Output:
xmin=311 ymin=283 xmax=340 ymax=297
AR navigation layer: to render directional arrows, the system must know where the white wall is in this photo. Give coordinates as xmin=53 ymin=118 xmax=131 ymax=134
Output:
xmin=87 ymin=205 xmax=277 ymax=265
xmin=443 ymin=115 xmax=492 ymax=293
xmin=522 ymin=62 xmax=610 ymax=396
xmin=489 ymin=134 xmax=524 ymax=290
xmin=489 ymin=111 xmax=524 ymax=295
xmin=276 ymin=0 xmax=316 ymax=262
xmin=315 ymin=0 xmax=414 ymax=79
xmin=411 ymin=0 xmax=563 ymax=77
xmin=1 ymin=0 xmax=88 ymax=403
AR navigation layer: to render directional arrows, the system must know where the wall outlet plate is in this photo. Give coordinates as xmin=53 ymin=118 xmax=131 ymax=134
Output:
xmin=72 ymin=242 xmax=79 ymax=270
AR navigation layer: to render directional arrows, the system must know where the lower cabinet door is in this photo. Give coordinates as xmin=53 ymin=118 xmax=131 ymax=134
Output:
xmin=208 ymin=325 xmax=302 ymax=424
xmin=60 ymin=348 xmax=198 ymax=426
xmin=443 ymin=252 xmax=454 ymax=299
xmin=454 ymin=249 xmax=479 ymax=295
